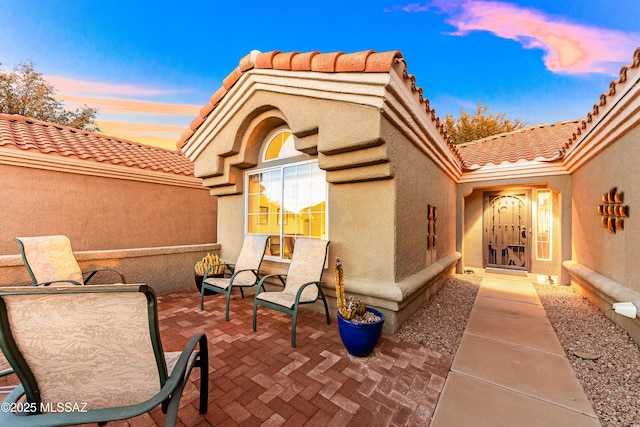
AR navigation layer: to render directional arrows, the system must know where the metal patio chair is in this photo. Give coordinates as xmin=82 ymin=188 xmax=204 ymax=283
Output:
xmin=14 ymin=235 xmax=126 ymax=286
xmin=200 ymin=234 xmax=269 ymax=320
xmin=253 ymin=238 xmax=331 ymax=347
xmin=0 ymin=284 xmax=208 ymax=427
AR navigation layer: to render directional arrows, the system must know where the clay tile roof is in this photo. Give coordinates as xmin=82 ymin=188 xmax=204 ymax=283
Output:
xmin=457 ymin=121 xmax=581 ymax=168
xmin=0 ymin=114 xmax=194 ymax=176
xmin=177 ymin=49 xmax=449 ymax=151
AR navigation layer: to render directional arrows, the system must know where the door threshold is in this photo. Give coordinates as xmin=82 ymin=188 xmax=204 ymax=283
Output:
xmin=484 ymin=267 xmax=529 ymax=277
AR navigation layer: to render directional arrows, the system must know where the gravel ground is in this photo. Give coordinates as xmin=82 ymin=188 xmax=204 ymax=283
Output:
xmin=395 ymin=274 xmax=640 ymax=426
xmin=394 ymin=273 xmax=482 ymax=356
xmin=535 ymin=282 xmax=640 ymax=427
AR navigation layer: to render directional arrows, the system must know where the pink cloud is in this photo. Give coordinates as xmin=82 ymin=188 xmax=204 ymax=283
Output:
xmin=98 ymin=120 xmax=185 ymax=150
xmin=390 ymin=0 xmax=640 ymax=75
xmin=384 ymin=3 xmax=435 ymax=12
xmin=46 ymin=77 xmax=201 ymax=149
xmin=61 ymin=95 xmax=201 ymax=116
xmin=46 ymin=76 xmax=181 ymax=97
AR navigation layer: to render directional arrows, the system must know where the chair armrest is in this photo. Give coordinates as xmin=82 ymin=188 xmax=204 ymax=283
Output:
xmin=83 ymin=268 xmax=126 ymax=284
xmin=35 ymin=279 xmax=83 ymax=286
xmin=203 ymin=263 xmax=231 ymax=279
xmin=255 ymin=274 xmax=287 ymax=295
xmin=229 ymin=268 xmax=263 ymax=279
xmin=295 ymin=281 xmax=325 ymax=301
xmin=0 ymin=333 xmax=208 ymax=426
xmin=164 ymin=333 xmax=208 ymax=385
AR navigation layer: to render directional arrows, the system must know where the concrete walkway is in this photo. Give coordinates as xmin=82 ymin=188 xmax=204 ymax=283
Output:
xmin=431 ymin=272 xmax=601 ymax=426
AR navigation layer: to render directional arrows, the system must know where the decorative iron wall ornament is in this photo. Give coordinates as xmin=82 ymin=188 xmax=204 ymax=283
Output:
xmin=598 ymin=187 xmax=629 ymax=234
xmin=427 ymin=204 xmax=438 ymax=250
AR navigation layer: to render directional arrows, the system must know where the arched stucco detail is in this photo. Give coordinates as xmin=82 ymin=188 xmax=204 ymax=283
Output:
xmin=192 ymin=84 xmax=396 ymax=195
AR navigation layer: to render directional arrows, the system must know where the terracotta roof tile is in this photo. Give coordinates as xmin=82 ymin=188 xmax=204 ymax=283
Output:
xmin=176 ymin=49 xmax=464 ymax=167
xmin=0 ymin=114 xmax=194 ymax=176
xmin=365 ymin=50 xmax=403 ymax=72
xmin=291 ymin=51 xmax=319 ymax=71
xmin=311 ymin=51 xmax=343 ymax=72
xmin=457 ymin=121 xmax=580 ymax=168
xmin=272 ymin=51 xmax=299 ymax=70
xmin=222 ymin=67 xmax=243 ymax=91
xmin=238 ymin=51 xmax=258 ymax=72
xmin=335 ymin=50 xmax=375 ymax=72
xmin=255 ymin=50 xmax=280 ymax=69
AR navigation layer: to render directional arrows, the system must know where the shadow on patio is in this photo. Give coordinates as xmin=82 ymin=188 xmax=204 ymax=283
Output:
xmin=1 ymin=288 xmax=451 ymax=427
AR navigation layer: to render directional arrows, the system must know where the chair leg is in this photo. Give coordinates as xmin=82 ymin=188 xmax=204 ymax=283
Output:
xmin=252 ymin=302 xmax=259 ymax=332
xmin=291 ymin=308 xmax=298 ymax=348
xmin=225 ymin=287 xmax=232 ymax=321
xmin=200 ymin=286 xmax=206 ymax=311
xmin=319 ymin=293 xmax=331 ymax=325
xmin=198 ymin=335 xmax=209 ymax=414
xmin=163 ymin=380 xmax=186 ymax=427
xmin=240 ymin=287 xmax=245 ymax=298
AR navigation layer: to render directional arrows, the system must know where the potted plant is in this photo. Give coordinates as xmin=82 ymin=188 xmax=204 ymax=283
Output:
xmin=334 ymin=258 xmax=384 ymax=357
xmin=194 ymin=253 xmax=226 ymax=295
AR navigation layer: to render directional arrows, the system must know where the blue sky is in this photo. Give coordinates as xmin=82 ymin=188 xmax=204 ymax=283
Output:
xmin=1 ymin=0 xmax=639 ymax=149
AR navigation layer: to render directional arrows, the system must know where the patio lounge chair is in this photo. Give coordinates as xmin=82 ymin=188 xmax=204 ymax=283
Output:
xmin=0 ymin=284 xmax=208 ymax=427
xmin=200 ymin=234 xmax=269 ymax=320
xmin=253 ymin=238 xmax=331 ymax=347
xmin=13 ymin=235 xmax=126 ymax=286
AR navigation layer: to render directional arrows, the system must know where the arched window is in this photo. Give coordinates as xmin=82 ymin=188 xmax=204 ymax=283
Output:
xmin=247 ymin=130 xmax=327 ymax=260
xmin=263 ymin=130 xmax=298 ymax=161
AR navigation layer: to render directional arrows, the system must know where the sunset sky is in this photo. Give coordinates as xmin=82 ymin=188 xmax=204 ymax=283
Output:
xmin=1 ymin=0 xmax=639 ymax=150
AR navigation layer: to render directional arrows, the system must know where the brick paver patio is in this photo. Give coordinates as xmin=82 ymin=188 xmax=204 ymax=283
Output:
xmin=0 ymin=288 xmax=452 ymax=426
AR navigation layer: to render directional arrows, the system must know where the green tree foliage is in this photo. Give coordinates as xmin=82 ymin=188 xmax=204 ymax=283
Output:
xmin=444 ymin=104 xmax=528 ymax=144
xmin=0 ymin=61 xmax=100 ymax=132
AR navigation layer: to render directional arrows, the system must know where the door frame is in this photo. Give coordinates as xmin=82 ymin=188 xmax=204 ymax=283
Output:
xmin=483 ymin=190 xmax=531 ymax=271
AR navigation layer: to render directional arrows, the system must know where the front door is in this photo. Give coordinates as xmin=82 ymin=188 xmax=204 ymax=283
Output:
xmin=484 ymin=192 xmax=530 ymax=271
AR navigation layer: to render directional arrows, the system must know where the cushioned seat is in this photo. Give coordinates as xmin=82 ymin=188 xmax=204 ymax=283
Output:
xmin=253 ymin=238 xmax=331 ymax=347
xmin=14 ymin=235 xmax=126 ymax=286
xmin=200 ymin=234 xmax=269 ymax=320
xmin=0 ymin=284 xmax=208 ymax=426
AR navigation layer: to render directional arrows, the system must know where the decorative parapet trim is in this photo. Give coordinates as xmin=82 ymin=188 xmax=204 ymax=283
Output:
xmin=384 ymin=70 xmax=462 ymax=181
xmin=333 ymin=252 xmax=461 ymax=308
xmin=181 ymin=69 xmax=390 ymax=161
xmin=563 ymin=260 xmax=640 ymax=310
xmin=0 ymin=243 xmax=219 ymax=268
xmin=0 ymin=148 xmax=205 ymax=189
xmin=563 ymin=260 xmax=640 ymax=344
xmin=182 ymin=67 xmax=462 ymax=192
xmin=458 ymin=159 xmax=569 ymax=183
xmin=563 ymin=64 xmax=640 ymax=173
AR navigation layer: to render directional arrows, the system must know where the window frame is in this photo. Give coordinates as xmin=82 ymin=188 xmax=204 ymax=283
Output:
xmin=262 ymin=129 xmax=298 ymax=163
xmin=534 ymin=189 xmax=552 ymax=261
xmin=244 ymin=158 xmax=328 ymax=263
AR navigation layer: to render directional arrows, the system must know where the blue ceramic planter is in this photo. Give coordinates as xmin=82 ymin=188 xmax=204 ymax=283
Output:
xmin=337 ymin=307 xmax=385 ymax=357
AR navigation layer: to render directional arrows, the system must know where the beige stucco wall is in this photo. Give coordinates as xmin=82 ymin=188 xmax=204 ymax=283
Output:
xmin=0 ymin=243 xmax=219 ymax=294
xmin=188 ymin=75 xmax=461 ymax=332
xmin=0 ymin=163 xmax=218 ymax=293
xmin=571 ymin=123 xmax=640 ymax=290
xmin=0 ymin=164 xmax=217 ymax=254
xmin=564 ymin=91 xmax=640 ymax=346
xmin=458 ymin=175 xmax=571 ymax=283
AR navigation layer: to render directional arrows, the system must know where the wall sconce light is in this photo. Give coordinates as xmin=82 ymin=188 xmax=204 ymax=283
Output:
xmin=612 ymin=301 xmax=637 ymax=318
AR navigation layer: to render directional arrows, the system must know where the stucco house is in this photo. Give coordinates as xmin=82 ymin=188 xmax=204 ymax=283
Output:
xmin=0 ymin=114 xmax=217 ymax=293
xmin=178 ymin=47 xmax=640 ymax=343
